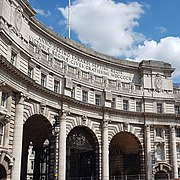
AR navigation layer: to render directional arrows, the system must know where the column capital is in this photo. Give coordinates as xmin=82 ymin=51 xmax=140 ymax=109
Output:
xmin=16 ymin=92 xmax=29 ymax=105
xmin=0 ymin=80 xmax=6 ymax=87
xmin=102 ymin=119 xmax=110 ymax=128
xmin=145 ymin=124 xmax=151 ymax=132
xmin=170 ymin=125 xmax=176 ymax=133
xmin=61 ymin=109 xmax=70 ymax=119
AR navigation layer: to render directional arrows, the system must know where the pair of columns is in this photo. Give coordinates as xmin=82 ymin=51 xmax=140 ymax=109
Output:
xmin=58 ymin=114 xmax=109 ymax=180
xmin=10 ymin=93 xmax=69 ymax=180
xmin=145 ymin=125 xmax=178 ymax=180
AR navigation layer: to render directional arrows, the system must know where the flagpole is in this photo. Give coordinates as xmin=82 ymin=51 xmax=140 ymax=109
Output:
xmin=68 ymin=0 xmax=71 ymax=39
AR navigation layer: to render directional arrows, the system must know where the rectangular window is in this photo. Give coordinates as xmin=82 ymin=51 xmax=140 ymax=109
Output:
xmin=71 ymin=87 xmax=75 ymax=98
xmin=31 ymin=160 xmax=34 ymax=170
xmin=177 ymin=146 xmax=180 ymax=159
xmin=157 ymin=103 xmax=163 ymax=113
xmin=123 ymin=100 xmax=128 ymax=111
xmin=111 ymin=97 xmax=116 ymax=108
xmin=41 ymin=73 xmax=46 ymax=87
xmin=1 ymin=92 xmax=7 ymax=107
xmin=28 ymin=66 xmax=33 ymax=78
xmin=156 ymin=145 xmax=164 ymax=160
xmin=54 ymin=80 xmax=59 ymax=93
xmin=176 ymin=128 xmax=180 ymax=138
xmin=11 ymin=51 xmax=17 ymax=65
xmin=156 ymin=128 xmax=162 ymax=138
xmin=82 ymin=90 xmax=88 ymax=102
xmin=175 ymin=105 xmax=180 ymax=114
xmin=136 ymin=101 xmax=142 ymax=112
xmin=95 ymin=94 xmax=101 ymax=106
xmin=0 ymin=123 xmax=4 ymax=145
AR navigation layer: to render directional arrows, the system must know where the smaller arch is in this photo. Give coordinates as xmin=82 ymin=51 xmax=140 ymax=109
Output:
xmin=153 ymin=163 xmax=172 ymax=180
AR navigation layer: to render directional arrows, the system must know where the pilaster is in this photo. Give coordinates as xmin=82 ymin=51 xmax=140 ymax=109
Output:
xmin=145 ymin=125 xmax=152 ymax=180
xmin=102 ymin=118 xmax=109 ymax=180
xmin=58 ymin=110 xmax=68 ymax=180
xmin=170 ymin=126 xmax=178 ymax=178
xmin=11 ymin=93 xmax=26 ymax=180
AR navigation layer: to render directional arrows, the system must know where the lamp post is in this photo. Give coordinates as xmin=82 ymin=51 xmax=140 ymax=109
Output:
xmin=53 ymin=115 xmax=60 ymax=180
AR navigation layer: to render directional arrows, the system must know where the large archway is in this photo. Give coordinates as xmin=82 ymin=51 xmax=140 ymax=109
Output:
xmin=109 ymin=132 xmax=142 ymax=180
xmin=66 ymin=126 xmax=99 ymax=180
xmin=20 ymin=114 xmax=54 ymax=180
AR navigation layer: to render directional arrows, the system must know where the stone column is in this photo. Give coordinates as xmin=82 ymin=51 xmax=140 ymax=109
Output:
xmin=145 ymin=125 xmax=152 ymax=180
xmin=170 ymin=126 xmax=178 ymax=178
xmin=11 ymin=93 xmax=25 ymax=180
xmin=58 ymin=111 xmax=67 ymax=180
xmin=102 ymin=119 xmax=109 ymax=180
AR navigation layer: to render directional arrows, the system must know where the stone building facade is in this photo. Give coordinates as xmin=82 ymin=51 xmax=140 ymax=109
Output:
xmin=0 ymin=0 xmax=180 ymax=179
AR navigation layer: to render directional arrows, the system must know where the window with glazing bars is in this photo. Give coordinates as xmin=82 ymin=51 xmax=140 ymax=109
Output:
xmin=54 ymin=80 xmax=59 ymax=93
xmin=28 ymin=66 xmax=33 ymax=78
xmin=95 ymin=94 xmax=101 ymax=106
xmin=11 ymin=51 xmax=17 ymax=65
xmin=41 ymin=73 xmax=46 ymax=87
xmin=123 ymin=99 xmax=128 ymax=111
xmin=175 ymin=105 xmax=180 ymax=114
xmin=82 ymin=90 xmax=88 ymax=102
xmin=136 ymin=101 xmax=142 ymax=112
xmin=1 ymin=92 xmax=7 ymax=107
xmin=157 ymin=103 xmax=163 ymax=113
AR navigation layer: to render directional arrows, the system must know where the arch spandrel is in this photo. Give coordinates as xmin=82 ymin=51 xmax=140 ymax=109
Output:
xmin=108 ymin=122 xmax=141 ymax=144
xmin=66 ymin=116 xmax=101 ymax=145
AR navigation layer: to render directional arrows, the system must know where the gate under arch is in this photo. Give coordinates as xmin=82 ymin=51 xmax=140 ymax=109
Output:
xmin=66 ymin=126 xmax=99 ymax=180
xmin=109 ymin=132 xmax=143 ymax=180
xmin=20 ymin=114 xmax=54 ymax=180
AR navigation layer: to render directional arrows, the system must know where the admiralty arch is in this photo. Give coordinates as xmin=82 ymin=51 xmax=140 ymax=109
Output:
xmin=0 ymin=0 xmax=180 ymax=180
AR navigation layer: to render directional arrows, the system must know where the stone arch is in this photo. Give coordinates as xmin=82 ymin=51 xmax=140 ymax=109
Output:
xmin=0 ymin=150 xmax=14 ymax=179
xmin=153 ymin=163 xmax=171 ymax=179
xmin=109 ymin=131 xmax=144 ymax=179
xmin=66 ymin=116 xmax=101 ymax=145
xmin=20 ymin=114 xmax=53 ymax=180
xmin=66 ymin=126 xmax=99 ymax=179
xmin=108 ymin=123 xmax=138 ymax=143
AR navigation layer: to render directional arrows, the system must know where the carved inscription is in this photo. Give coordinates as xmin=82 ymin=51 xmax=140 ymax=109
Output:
xmin=29 ymin=36 xmax=133 ymax=82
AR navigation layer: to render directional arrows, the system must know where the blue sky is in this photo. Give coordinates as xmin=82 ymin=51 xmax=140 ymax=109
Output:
xmin=29 ymin=0 xmax=180 ymax=82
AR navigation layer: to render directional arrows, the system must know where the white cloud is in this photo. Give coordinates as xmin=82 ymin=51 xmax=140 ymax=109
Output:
xmin=58 ymin=0 xmax=145 ymax=56
xmin=58 ymin=0 xmax=180 ymax=80
xmin=34 ymin=8 xmax=51 ymax=17
xmin=127 ymin=37 xmax=180 ymax=78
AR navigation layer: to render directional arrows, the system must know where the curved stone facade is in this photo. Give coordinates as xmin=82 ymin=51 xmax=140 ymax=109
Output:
xmin=0 ymin=0 xmax=180 ymax=180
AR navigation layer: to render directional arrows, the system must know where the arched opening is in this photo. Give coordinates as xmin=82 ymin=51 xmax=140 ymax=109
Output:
xmin=155 ymin=171 xmax=168 ymax=180
xmin=20 ymin=114 xmax=53 ymax=180
xmin=109 ymin=132 xmax=142 ymax=179
xmin=0 ymin=164 xmax=7 ymax=179
xmin=66 ymin=126 xmax=99 ymax=180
